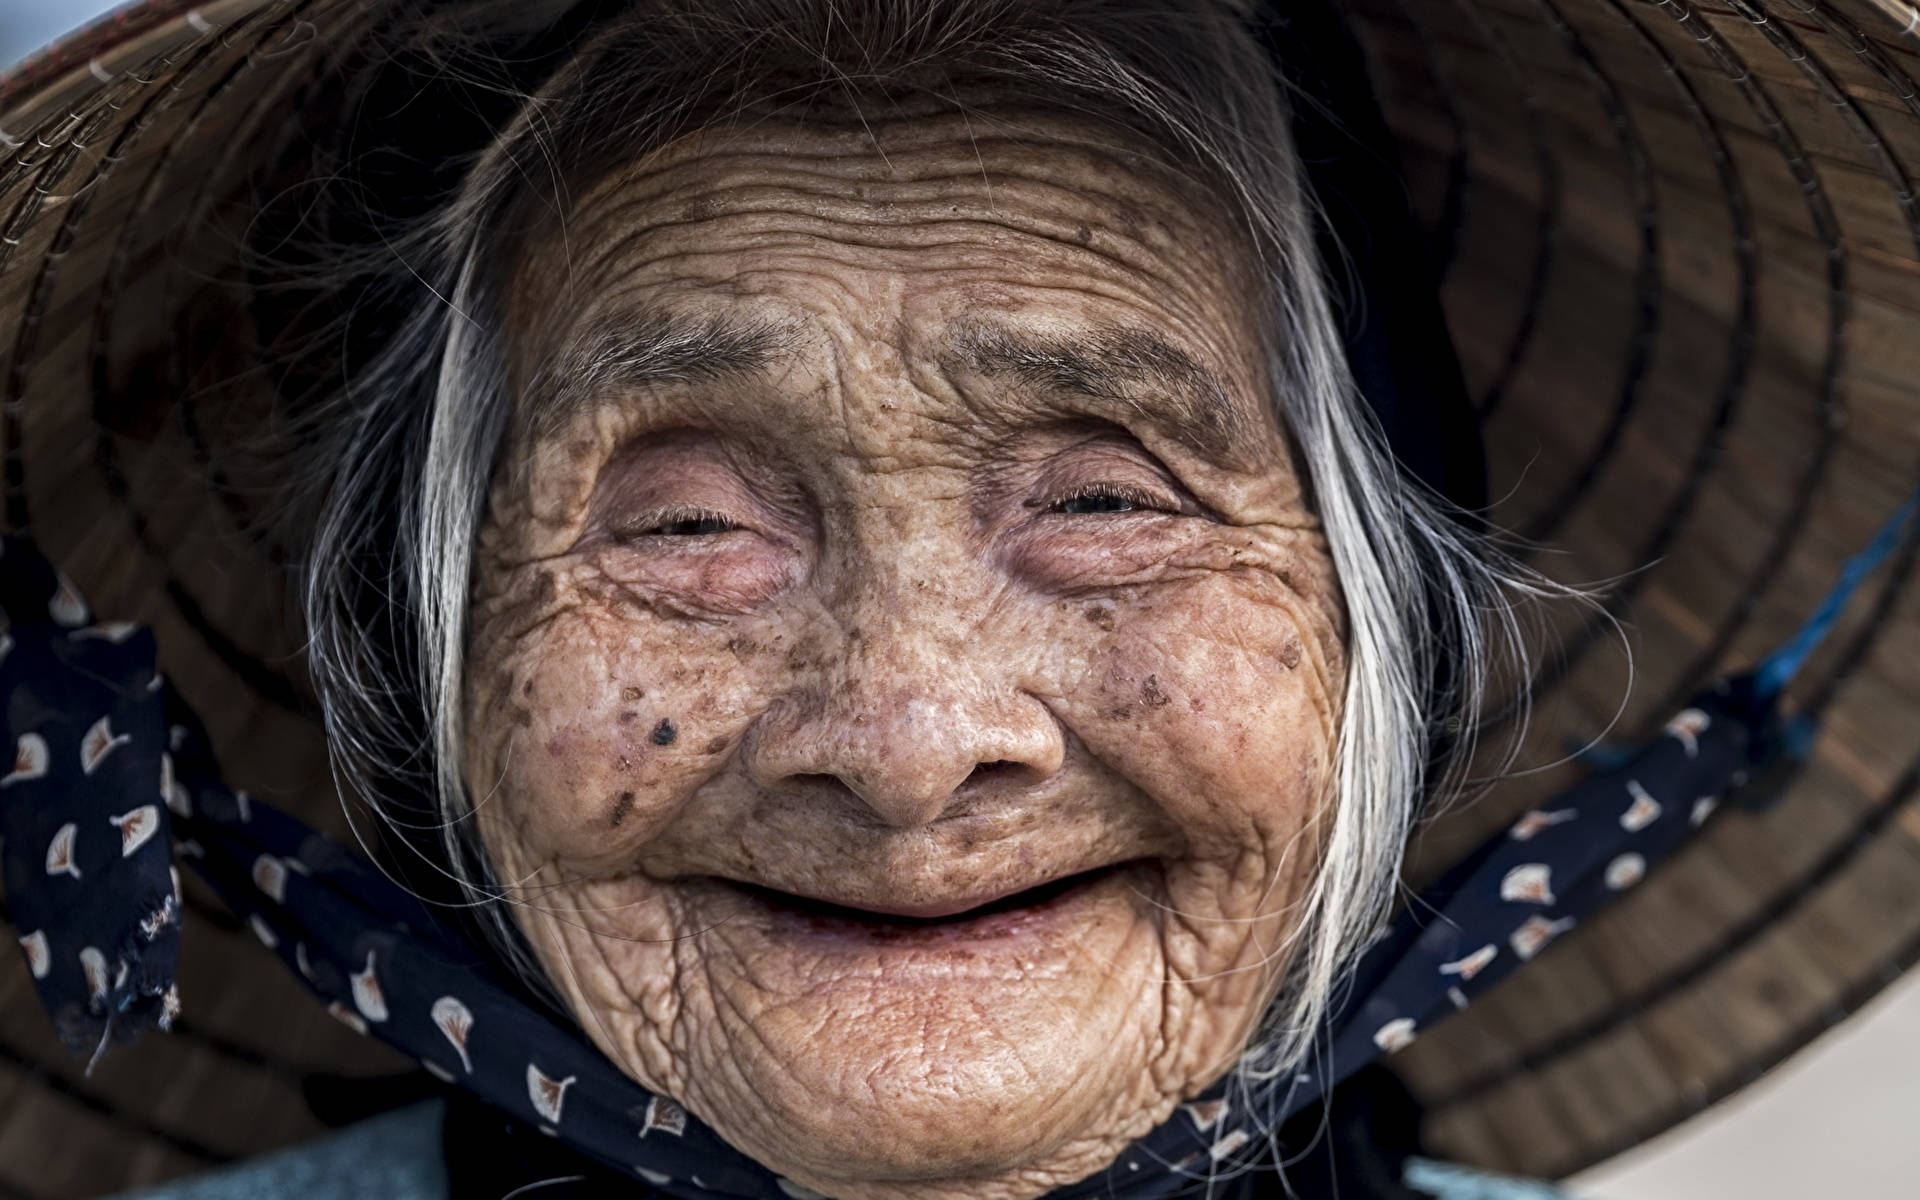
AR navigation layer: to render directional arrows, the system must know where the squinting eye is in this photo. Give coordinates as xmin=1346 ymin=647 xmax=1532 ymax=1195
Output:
xmin=634 ymin=509 xmax=738 ymax=537
xmin=1047 ymin=485 xmax=1166 ymax=516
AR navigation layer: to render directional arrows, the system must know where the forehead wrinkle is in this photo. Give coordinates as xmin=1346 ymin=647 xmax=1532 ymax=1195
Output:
xmin=521 ymin=306 xmax=796 ymax=443
xmin=945 ymin=318 xmax=1249 ymax=462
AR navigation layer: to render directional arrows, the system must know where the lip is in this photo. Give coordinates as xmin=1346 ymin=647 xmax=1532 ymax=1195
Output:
xmin=732 ymin=860 xmax=1127 ymax=920
xmin=712 ymin=860 xmax=1143 ymax=944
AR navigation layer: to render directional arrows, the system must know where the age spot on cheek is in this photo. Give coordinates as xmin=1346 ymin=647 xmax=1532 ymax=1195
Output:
xmin=1278 ymin=637 xmax=1303 ymax=671
xmin=1084 ymin=605 xmax=1116 ymax=632
xmin=609 ymin=790 xmax=636 ymax=828
xmin=650 ymin=719 xmax=678 ymax=747
xmin=1140 ymin=674 xmax=1171 ymax=709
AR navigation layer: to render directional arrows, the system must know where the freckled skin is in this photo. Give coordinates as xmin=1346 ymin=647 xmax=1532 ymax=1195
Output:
xmin=463 ymin=109 xmax=1346 ymax=1200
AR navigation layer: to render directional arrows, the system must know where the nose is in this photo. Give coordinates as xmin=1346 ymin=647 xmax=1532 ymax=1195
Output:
xmin=745 ymin=625 xmax=1064 ymax=829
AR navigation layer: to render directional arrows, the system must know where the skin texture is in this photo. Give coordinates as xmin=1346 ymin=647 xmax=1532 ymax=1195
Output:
xmin=463 ymin=107 xmax=1346 ymax=1199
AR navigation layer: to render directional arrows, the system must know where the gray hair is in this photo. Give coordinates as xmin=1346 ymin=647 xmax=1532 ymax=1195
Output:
xmin=296 ymin=0 xmax=1572 ymax=1163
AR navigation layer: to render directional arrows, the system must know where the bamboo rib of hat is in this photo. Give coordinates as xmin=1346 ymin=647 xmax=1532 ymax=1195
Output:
xmin=0 ymin=0 xmax=1916 ymax=1194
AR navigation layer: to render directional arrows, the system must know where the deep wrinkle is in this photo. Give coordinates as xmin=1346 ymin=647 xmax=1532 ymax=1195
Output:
xmin=463 ymin=108 xmax=1345 ymax=1200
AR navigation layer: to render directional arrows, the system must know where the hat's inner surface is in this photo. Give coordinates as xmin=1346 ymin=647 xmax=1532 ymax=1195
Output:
xmin=0 ymin=0 xmax=1915 ymax=1189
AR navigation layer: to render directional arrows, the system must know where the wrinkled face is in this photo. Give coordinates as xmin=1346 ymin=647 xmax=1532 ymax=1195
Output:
xmin=465 ymin=108 xmax=1345 ymax=1200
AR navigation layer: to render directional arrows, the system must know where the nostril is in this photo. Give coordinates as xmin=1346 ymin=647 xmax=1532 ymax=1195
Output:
xmin=962 ymin=760 xmax=1026 ymax=790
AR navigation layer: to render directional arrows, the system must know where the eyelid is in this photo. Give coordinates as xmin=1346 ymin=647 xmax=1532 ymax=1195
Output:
xmin=612 ymin=505 xmax=742 ymax=538
xmin=1042 ymin=481 xmax=1179 ymax=513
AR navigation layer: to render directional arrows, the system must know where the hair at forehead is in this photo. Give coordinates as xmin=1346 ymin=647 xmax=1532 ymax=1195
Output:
xmin=479 ymin=0 xmax=1299 ymax=265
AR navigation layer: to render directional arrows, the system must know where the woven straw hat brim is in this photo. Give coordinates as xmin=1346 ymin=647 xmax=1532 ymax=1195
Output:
xmin=0 ymin=0 xmax=1915 ymax=1194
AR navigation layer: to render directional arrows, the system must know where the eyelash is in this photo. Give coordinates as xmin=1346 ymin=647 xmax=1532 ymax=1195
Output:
xmin=625 ymin=507 xmax=740 ymax=537
xmin=1044 ymin=482 xmax=1174 ymax=516
xmin=622 ymin=483 xmax=1173 ymax=538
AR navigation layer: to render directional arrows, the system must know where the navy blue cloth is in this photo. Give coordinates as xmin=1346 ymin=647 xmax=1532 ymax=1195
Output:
xmin=0 ymin=533 xmax=1788 ymax=1197
xmin=1319 ymin=684 xmax=1760 ymax=1090
xmin=0 ymin=543 xmax=180 ymax=1065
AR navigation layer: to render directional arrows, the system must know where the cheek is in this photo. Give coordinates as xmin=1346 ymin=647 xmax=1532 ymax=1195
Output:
xmin=1058 ymin=578 xmax=1340 ymax=873
xmin=465 ymin=576 xmax=769 ymax=865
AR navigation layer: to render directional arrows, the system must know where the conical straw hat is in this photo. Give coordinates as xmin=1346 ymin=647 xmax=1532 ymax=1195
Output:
xmin=0 ymin=0 xmax=1914 ymax=1193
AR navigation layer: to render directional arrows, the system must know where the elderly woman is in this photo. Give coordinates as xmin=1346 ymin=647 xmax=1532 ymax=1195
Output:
xmin=301 ymin=4 xmax=1516 ymax=1192
xmin=5 ymin=0 xmax=1916 ymax=1197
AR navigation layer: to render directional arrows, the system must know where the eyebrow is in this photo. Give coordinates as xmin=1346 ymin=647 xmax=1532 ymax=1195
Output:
xmin=521 ymin=308 xmax=793 ymax=441
xmin=521 ymin=309 xmax=1253 ymax=461
xmin=946 ymin=320 xmax=1248 ymax=460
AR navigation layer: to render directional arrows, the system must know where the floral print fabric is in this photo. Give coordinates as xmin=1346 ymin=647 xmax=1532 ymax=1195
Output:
xmin=0 ymin=540 xmax=180 ymax=1064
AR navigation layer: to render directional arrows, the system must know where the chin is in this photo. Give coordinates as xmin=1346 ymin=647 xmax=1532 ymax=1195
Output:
xmin=651 ymin=865 xmax=1184 ymax=1194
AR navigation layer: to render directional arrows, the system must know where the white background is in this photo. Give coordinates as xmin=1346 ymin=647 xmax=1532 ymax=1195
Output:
xmin=4 ymin=2 xmax=1916 ymax=1197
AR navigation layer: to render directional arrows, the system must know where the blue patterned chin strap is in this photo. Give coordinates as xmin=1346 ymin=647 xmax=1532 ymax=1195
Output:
xmin=1 ymin=490 xmax=1912 ymax=1197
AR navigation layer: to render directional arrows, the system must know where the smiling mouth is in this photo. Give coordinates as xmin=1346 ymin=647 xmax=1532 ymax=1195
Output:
xmin=718 ymin=861 xmax=1136 ymax=939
